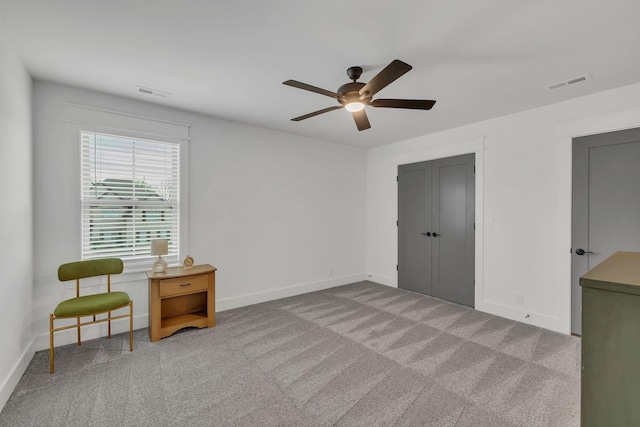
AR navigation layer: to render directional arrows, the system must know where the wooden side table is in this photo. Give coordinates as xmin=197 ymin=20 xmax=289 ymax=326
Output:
xmin=146 ymin=264 xmax=216 ymax=342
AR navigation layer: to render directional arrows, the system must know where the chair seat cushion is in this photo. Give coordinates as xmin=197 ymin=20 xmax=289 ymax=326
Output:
xmin=54 ymin=292 xmax=130 ymax=318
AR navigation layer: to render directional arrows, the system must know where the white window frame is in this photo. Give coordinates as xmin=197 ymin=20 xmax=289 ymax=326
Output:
xmin=66 ymin=103 xmax=190 ymax=273
xmin=80 ymin=130 xmax=181 ymax=269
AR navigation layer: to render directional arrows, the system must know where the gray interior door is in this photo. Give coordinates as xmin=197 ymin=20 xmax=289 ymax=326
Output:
xmin=398 ymin=161 xmax=432 ymax=295
xmin=571 ymin=127 xmax=640 ymax=335
xmin=431 ymin=155 xmax=476 ymax=306
xmin=398 ymin=154 xmax=475 ymax=307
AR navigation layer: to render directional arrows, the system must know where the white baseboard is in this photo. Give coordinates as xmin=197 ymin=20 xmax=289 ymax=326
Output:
xmin=32 ymin=314 xmax=149 ymax=353
xmin=217 ymin=273 xmax=368 ymax=312
xmin=477 ymin=299 xmax=564 ymax=334
xmin=0 ymin=338 xmax=36 ymax=412
xmin=366 ymin=274 xmax=566 ymax=334
xmin=35 ymin=274 xmax=371 ymax=348
xmin=33 ymin=273 xmax=370 ymax=349
xmin=366 ymin=273 xmax=396 ymax=287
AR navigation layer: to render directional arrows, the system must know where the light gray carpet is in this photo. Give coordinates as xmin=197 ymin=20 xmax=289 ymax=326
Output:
xmin=1 ymin=281 xmax=580 ymax=426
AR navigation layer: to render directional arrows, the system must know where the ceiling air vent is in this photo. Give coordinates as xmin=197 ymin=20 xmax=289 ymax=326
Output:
xmin=545 ymin=74 xmax=591 ymax=91
xmin=137 ymin=86 xmax=172 ymax=98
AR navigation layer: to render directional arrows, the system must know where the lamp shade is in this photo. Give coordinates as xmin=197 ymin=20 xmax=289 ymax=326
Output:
xmin=150 ymin=239 xmax=169 ymax=256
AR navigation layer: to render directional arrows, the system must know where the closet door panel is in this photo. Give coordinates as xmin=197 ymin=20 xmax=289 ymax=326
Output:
xmin=431 ymin=154 xmax=475 ymax=307
xmin=398 ymin=161 xmax=432 ymax=294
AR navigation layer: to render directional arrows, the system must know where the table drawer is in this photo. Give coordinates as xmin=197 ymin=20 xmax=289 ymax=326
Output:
xmin=160 ymin=273 xmax=208 ymax=297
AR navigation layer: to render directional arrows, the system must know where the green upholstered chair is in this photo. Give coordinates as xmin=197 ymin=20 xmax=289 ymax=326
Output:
xmin=49 ymin=258 xmax=133 ymax=373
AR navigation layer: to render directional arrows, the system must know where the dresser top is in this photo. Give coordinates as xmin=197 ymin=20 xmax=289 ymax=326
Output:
xmin=580 ymin=251 xmax=640 ymax=296
xmin=146 ymin=264 xmax=216 ymax=280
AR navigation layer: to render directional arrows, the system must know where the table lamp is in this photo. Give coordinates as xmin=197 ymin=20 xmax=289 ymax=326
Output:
xmin=151 ymin=239 xmax=168 ymax=273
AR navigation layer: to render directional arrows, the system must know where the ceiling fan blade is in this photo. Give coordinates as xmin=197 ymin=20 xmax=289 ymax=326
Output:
xmin=359 ymin=60 xmax=412 ymax=98
xmin=283 ymin=80 xmax=337 ymax=99
xmin=291 ymin=105 xmax=343 ymax=121
xmin=370 ymin=99 xmax=436 ymax=110
xmin=352 ymin=109 xmax=371 ymax=131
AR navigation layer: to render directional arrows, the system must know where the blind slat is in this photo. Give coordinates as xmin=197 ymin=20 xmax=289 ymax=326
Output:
xmin=81 ymin=131 xmax=180 ymax=261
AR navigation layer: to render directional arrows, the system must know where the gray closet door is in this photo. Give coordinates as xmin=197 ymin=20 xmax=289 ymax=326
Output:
xmin=431 ymin=155 xmax=475 ymax=307
xmin=398 ymin=161 xmax=432 ymax=295
xmin=398 ymin=154 xmax=475 ymax=307
xmin=571 ymin=127 xmax=640 ymax=335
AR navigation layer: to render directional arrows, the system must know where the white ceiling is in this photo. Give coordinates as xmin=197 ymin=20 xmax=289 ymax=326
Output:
xmin=1 ymin=0 xmax=639 ymax=148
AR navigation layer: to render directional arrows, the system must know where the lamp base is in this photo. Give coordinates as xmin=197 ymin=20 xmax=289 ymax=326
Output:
xmin=152 ymin=255 xmax=167 ymax=273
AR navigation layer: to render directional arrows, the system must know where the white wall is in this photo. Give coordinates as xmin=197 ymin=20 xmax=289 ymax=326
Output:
xmin=32 ymin=81 xmax=366 ymax=348
xmin=0 ymin=29 xmax=33 ymax=409
xmin=367 ymin=81 xmax=640 ymax=334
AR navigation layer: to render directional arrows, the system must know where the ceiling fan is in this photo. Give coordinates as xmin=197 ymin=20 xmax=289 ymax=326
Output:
xmin=283 ymin=59 xmax=436 ymax=131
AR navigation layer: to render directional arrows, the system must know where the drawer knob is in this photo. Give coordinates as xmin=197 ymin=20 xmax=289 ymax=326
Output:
xmin=180 ymin=283 xmax=191 ymax=287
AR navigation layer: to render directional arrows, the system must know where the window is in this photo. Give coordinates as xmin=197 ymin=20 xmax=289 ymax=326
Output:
xmin=81 ymin=131 xmax=180 ymax=266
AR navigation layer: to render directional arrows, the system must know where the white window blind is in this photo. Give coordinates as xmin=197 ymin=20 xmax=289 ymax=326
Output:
xmin=81 ymin=131 xmax=180 ymax=264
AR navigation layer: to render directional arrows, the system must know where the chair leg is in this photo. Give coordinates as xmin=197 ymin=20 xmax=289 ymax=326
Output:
xmin=77 ymin=317 xmax=81 ymax=346
xmin=129 ymin=300 xmax=133 ymax=352
xmin=108 ymin=310 xmax=112 ymax=338
xmin=49 ymin=314 xmax=55 ymax=374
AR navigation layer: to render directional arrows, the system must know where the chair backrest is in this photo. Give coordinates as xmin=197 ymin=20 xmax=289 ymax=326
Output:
xmin=58 ymin=258 xmax=124 ymax=282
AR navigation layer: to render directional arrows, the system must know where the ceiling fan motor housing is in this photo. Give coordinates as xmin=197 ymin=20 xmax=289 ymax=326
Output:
xmin=337 ymin=81 xmax=368 ymax=105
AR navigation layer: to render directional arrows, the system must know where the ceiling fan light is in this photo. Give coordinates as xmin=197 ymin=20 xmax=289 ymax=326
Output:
xmin=345 ymin=102 xmax=365 ymax=112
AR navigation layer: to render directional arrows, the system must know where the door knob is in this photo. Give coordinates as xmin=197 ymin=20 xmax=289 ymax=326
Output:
xmin=432 ymin=232 xmax=439 ymax=237
xmin=575 ymin=248 xmax=594 ymax=256
xmin=421 ymin=232 xmax=431 ymax=236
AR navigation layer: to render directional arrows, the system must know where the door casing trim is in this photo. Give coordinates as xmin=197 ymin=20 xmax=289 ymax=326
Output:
xmin=392 ymin=137 xmax=485 ymax=311
xmin=557 ymin=105 xmax=640 ymax=334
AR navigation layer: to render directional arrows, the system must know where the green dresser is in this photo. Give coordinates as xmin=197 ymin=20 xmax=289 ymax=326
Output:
xmin=580 ymin=251 xmax=640 ymax=426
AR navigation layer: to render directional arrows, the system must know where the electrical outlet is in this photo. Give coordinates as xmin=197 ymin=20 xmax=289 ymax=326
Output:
xmin=515 ymin=293 xmax=524 ymax=304
xmin=328 ymin=267 xmax=333 ymax=276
